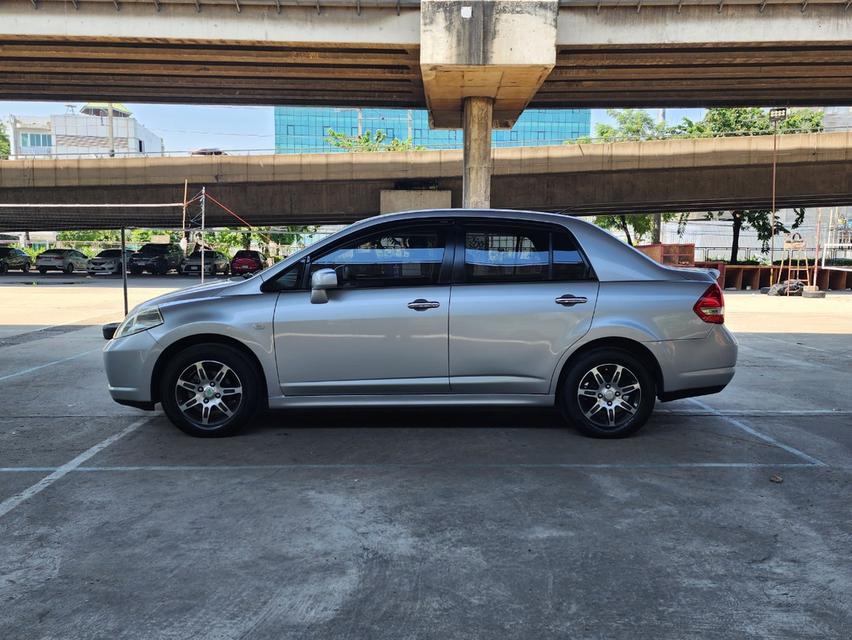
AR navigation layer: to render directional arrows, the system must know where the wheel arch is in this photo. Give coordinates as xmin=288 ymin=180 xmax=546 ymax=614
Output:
xmin=554 ymin=337 xmax=664 ymax=402
xmin=150 ymin=333 xmax=269 ymax=408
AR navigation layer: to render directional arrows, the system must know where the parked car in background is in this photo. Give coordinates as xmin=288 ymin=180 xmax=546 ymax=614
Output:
xmin=87 ymin=249 xmax=135 ymax=276
xmin=36 ymin=249 xmax=89 ymax=274
xmin=230 ymin=250 xmax=267 ymax=275
xmin=129 ymin=243 xmax=184 ymax=275
xmin=0 ymin=247 xmax=32 ymax=274
xmin=102 ymin=209 xmax=737 ymax=439
xmin=182 ymin=250 xmax=231 ymax=276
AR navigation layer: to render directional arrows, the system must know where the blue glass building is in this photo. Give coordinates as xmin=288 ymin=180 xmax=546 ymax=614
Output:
xmin=274 ymin=107 xmax=591 ymax=153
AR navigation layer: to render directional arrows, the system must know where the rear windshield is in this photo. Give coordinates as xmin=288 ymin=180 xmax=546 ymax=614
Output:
xmin=41 ymin=249 xmax=68 ymax=256
xmin=138 ymin=244 xmax=170 ymax=254
xmin=97 ymin=249 xmax=122 ymax=258
xmin=234 ymin=250 xmax=258 ymax=259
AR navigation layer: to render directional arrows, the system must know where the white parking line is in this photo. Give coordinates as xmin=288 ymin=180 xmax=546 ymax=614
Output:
xmin=0 ymin=417 xmax=150 ymax=520
xmin=688 ymin=398 xmax=827 ymax=466
xmin=0 ymin=462 xmax=823 ymax=473
xmin=0 ymin=348 xmax=100 ymax=382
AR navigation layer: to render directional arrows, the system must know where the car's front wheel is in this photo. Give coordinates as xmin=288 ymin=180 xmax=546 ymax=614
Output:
xmin=159 ymin=343 xmax=261 ymax=437
xmin=64 ymin=263 xmax=74 ymax=274
xmin=559 ymin=348 xmax=656 ymax=438
xmin=22 ymin=262 xmax=30 ymax=273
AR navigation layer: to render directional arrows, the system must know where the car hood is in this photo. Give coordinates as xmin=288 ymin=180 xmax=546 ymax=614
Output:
xmin=132 ymin=277 xmax=251 ymax=313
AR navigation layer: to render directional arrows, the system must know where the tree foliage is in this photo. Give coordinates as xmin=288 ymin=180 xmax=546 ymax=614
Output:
xmin=325 ymin=129 xmax=423 ymax=152
xmin=578 ymin=107 xmax=822 ymax=255
xmin=0 ymin=121 xmax=10 ymax=159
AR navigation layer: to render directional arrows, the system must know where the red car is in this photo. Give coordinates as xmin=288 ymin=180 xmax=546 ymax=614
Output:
xmin=230 ymin=250 xmax=267 ymax=275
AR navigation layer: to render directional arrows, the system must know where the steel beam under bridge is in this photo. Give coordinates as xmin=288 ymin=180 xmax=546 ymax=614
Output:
xmin=1 ymin=132 xmax=851 ymax=231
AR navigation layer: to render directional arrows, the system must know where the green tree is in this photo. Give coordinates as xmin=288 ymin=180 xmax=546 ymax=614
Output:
xmin=669 ymin=106 xmax=823 ymax=139
xmin=325 ymin=129 xmax=423 ymax=152
xmin=577 ymin=110 xmax=674 ymax=245
xmin=0 ymin=121 xmax=10 ymax=159
xmin=711 ymin=207 xmax=806 ymax=264
xmin=673 ymin=107 xmax=821 ymax=262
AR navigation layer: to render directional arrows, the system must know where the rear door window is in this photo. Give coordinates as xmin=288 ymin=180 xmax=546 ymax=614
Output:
xmin=460 ymin=222 xmax=593 ymax=283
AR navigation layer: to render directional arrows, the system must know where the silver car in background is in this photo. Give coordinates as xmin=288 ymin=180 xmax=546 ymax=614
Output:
xmin=181 ymin=250 xmax=231 ymax=276
xmin=87 ymin=249 xmax=135 ymax=275
xmin=36 ymin=248 xmax=89 ymax=274
xmin=103 ymin=209 xmax=737 ymax=438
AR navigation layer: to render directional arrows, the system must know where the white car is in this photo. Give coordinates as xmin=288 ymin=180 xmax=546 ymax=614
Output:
xmin=36 ymin=249 xmax=89 ymax=274
xmin=87 ymin=249 xmax=135 ymax=275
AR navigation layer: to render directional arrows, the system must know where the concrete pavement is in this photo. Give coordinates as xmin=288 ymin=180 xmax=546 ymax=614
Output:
xmin=0 ymin=279 xmax=850 ymax=639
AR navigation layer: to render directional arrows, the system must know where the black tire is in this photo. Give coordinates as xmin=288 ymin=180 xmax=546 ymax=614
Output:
xmin=159 ymin=343 xmax=261 ymax=437
xmin=64 ymin=263 xmax=74 ymax=274
xmin=130 ymin=266 xmax=143 ymax=276
xmin=0 ymin=261 xmax=7 ymax=275
xmin=38 ymin=267 xmax=48 ymax=275
xmin=558 ymin=348 xmax=656 ymax=438
xmin=22 ymin=261 xmax=30 ymax=273
xmin=223 ymin=265 xmax=230 ymax=276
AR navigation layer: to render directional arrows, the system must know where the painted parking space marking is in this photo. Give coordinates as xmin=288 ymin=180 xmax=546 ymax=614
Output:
xmin=0 ymin=348 xmax=100 ymax=382
xmin=688 ymin=398 xmax=827 ymax=466
xmin=0 ymin=417 xmax=150 ymax=520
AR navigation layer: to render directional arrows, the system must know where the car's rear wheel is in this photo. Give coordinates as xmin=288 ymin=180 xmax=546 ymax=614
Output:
xmin=559 ymin=348 xmax=656 ymax=438
xmin=159 ymin=343 xmax=261 ymax=437
xmin=64 ymin=263 xmax=74 ymax=274
xmin=0 ymin=261 xmax=7 ymax=275
xmin=38 ymin=267 xmax=47 ymax=275
xmin=22 ymin=262 xmax=30 ymax=273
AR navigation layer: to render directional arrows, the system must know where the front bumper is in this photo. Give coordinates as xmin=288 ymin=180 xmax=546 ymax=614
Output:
xmin=103 ymin=329 xmax=163 ymax=404
xmin=88 ymin=263 xmax=119 ymax=274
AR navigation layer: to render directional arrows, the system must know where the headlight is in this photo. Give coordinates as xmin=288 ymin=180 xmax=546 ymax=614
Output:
xmin=113 ymin=306 xmax=164 ymax=339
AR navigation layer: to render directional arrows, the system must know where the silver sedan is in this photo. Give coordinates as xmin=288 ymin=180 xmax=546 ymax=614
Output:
xmin=103 ymin=209 xmax=737 ymax=438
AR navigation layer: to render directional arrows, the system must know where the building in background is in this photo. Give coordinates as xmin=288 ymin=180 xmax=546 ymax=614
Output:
xmin=273 ymin=107 xmax=590 ymax=153
xmin=6 ymin=103 xmax=163 ymax=159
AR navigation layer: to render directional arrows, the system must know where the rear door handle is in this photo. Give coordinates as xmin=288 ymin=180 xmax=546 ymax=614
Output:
xmin=555 ymin=294 xmax=587 ymax=307
xmin=408 ymin=299 xmax=441 ymax=311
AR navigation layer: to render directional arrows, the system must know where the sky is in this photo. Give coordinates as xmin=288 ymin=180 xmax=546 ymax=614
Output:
xmin=0 ymin=101 xmax=705 ymax=153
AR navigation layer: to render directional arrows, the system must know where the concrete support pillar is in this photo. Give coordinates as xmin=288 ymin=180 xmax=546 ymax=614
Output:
xmin=463 ymin=96 xmax=494 ymax=209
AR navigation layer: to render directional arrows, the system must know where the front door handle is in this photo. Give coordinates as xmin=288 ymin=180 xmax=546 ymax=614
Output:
xmin=555 ymin=294 xmax=588 ymax=307
xmin=408 ymin=299 xmax=440 ymax=311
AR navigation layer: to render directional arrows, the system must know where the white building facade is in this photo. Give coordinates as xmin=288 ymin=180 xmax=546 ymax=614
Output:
xmin=7 ymin=103 xmax=163 ymax=159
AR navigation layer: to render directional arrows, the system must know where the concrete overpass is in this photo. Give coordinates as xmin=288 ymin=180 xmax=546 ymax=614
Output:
xmin=4 ymin=0 xmax=852 ymax=208
xmin=1 ymin=132 xmax=851 ymax=231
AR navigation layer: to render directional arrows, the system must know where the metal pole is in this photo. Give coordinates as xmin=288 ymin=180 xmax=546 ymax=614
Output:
xmin=200 ymin=186 xmax=206 ymax=284
xmin=108 ymin=102 xmax=115 ymax=158
xmin=769 ymin=120 xmax=778 ymax=285
xmin=813 ymin=208 xmax=822 ymax=287
xmin=121 ymin=227 xmax=129 ymax=316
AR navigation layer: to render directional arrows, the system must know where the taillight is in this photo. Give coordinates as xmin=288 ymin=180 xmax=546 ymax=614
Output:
xmin=693 ymin=283 xmax=725 ymax=324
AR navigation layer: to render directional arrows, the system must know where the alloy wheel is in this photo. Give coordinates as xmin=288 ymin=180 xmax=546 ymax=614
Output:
xmin=174 ymin=360 xmax=244 ymax=429
xmin=576 ymin=363 xmax=642 ymax=430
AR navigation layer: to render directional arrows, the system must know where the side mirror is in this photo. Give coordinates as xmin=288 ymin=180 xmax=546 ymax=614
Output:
xmin=310 ymin=268 xmax=338 ymax=304
xmin=102 ymin=322 xmax=119 ymax=340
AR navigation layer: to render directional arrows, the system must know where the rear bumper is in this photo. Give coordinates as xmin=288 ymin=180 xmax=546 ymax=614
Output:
xmin=646 ymin=325 xmax=738 ymax=400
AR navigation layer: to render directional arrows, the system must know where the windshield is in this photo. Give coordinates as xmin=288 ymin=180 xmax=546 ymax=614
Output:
xmin=234 ymin=250 xmax=258 ymax=259
xmin=40 ymin=249 xmax=67 ymax=256
xmin=96 ymin=250 xmax=122 ymax=258
xmin=138 ymin=244 xmax=170 ymax=254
